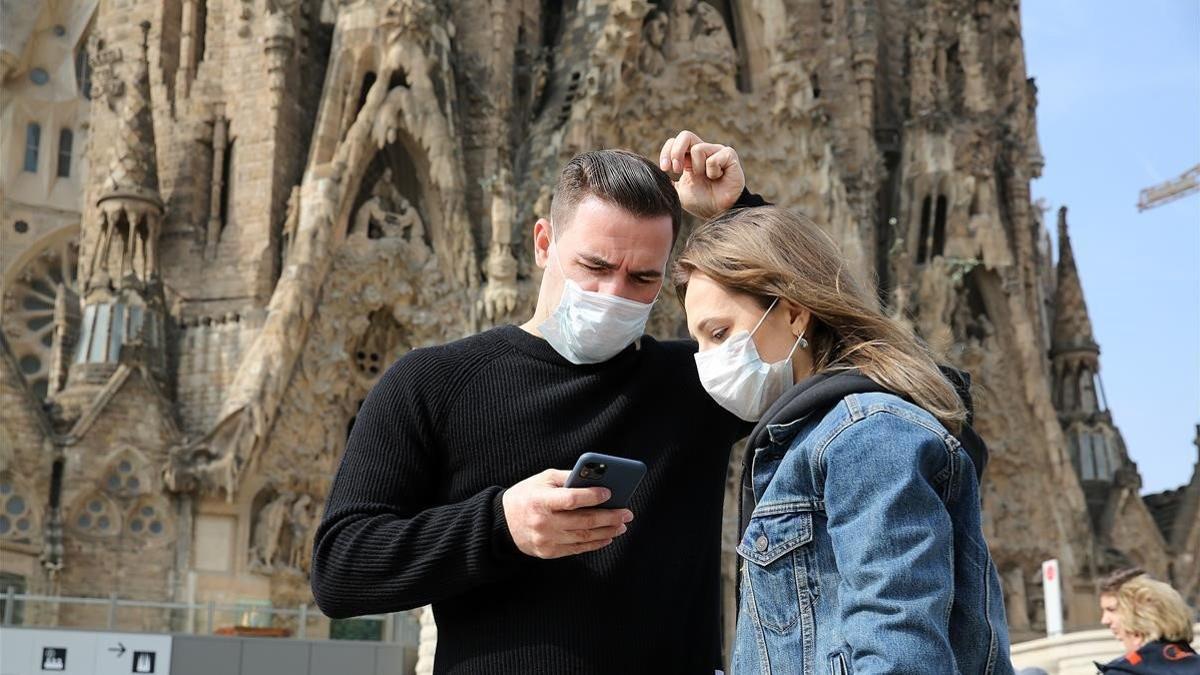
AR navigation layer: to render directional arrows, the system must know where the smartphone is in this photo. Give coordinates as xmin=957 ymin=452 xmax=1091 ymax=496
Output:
xmin=564 ymin=452 xmax=647 ymax=509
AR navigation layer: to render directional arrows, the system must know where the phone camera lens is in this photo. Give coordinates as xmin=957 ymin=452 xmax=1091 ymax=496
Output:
xmin=580 ymin=467 xmax=591 ymax=478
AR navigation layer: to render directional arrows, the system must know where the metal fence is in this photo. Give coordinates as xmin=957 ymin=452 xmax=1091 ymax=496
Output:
xmin=0 ymin=586 xmax=420 ymax=646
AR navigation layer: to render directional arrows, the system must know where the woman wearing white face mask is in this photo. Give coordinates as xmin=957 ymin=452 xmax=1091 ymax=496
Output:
xmin=674 ymin=206 xmax=1014 ymax=675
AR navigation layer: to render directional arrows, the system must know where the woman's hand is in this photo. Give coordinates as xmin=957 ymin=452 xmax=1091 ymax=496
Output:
xmin=659 ymin=130 xmax=746 ymax=220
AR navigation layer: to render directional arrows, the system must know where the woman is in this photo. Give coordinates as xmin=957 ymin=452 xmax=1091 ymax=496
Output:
xmin=674 ymin=205 xmax=1013 ymax=674
xmin=1098 ymin=569 xmax=1197 ymax=673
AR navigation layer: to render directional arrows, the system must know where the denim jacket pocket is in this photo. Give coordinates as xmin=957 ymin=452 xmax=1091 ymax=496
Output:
xmin=736 ymin=506 xmax=816 ymax=636
xmin=828 ymin=649 xmax=850 ymax=675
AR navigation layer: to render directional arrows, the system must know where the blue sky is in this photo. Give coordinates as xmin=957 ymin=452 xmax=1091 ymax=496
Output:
xmin=1021 ymin=2 xmax=1199 ymax=494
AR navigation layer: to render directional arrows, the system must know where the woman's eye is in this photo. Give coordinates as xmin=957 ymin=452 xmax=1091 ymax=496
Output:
xmin=711 ymin=328 xmax=727 ymax=342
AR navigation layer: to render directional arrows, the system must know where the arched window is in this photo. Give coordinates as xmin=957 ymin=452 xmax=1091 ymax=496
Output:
xmin=1061 ymin=366 xmax=1077 ymax=411
xmin=75 ymin=47 xmax=92 ymax=99
xmin=23 ymin=123 xmax=41 ymax=172
xmin=70 ymin=492 xmax=120 ymax=537
xmin=1080 ymin=369 xmax=1098 ymax=414
xmin=0 ymin=474 xmax=36 ymax=542
xmin=101 ymin=451 xmax=149 ymax=497
xmin=1078 ymin=431 xmax=1096 ymax=480
xmin=127 ymin=499 xmax=171 ymax=539
xmin=932 ymin=195 xmax=948 ymax=258
xmin=1091 ymin=432 xmax=1109 ymax=479
xmin=194 ymin=0 xmax=208 ymax=67
xmin=1067 ymin=433 xmax=1081 ymax=477
xmin=219 ymin=137 xmax=236 ymax=233
xmin=917 ymin=195 xmax=933 ymax=263
xmin=57 ymin=129 xmax=73 ymax=178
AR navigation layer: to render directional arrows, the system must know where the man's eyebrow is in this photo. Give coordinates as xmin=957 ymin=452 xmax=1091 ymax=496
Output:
xmin=577 ymin=253 xmax=618 ymax=270
xmin=629 ymin=267 xmax=663 ymax=279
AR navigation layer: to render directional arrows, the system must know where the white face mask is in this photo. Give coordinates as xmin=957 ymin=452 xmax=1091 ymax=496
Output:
xmin=538 ymin=241 xmax=659 ymax=365
xmin=694 ymin=298 xmax=804 ymax=422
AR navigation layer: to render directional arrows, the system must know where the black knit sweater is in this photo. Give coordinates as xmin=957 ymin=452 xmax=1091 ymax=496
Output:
xmin=311 ymin=324 xmax=746 ymax=673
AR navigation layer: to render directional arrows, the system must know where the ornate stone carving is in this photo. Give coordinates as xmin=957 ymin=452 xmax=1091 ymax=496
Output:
xmin=637 ymin=11 xmax=669 ymax=76
xmin=247 ymin=490 xmax=319 ymax=573
xmin=169 ymin=0 xmax=479 ymax=497
xmin=249 ymin=491 xmax=292 ymax=571
xmin=480 ymin=166 xmax=519 ymax=321
xmin=87 ymin=34 xmax=125 ymax=109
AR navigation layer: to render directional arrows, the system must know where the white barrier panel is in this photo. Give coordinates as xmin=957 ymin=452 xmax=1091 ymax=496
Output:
xmin=1042 ymin=559 xmax=1064 ymax=638
xmin=0 ymin=628 xmax=171 ymax=675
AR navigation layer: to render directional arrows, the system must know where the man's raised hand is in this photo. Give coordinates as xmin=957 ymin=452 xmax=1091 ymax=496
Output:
xmin=502 ymin=469 xmax=634 ymax=559
xmin=659 ymin=130 xmax=746 ymax=220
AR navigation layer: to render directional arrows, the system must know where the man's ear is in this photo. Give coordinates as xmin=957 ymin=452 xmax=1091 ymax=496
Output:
xmin=532 ymin=218 xmax=552 ymax=269
xmin=784 ymin=301 xmax=812 ymax=337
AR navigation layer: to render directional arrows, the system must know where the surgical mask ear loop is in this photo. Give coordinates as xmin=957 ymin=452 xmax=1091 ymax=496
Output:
xmin=784 ymin=330 xmax=805 ymax=360
xmin=748 ymin=298 xmax=780 ymax=338
xmin=752 ymin=297 xmax=806 ymax=363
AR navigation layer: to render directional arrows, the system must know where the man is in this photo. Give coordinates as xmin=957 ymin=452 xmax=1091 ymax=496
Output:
xmin=312 ymin=131 xmax=760 ymax=673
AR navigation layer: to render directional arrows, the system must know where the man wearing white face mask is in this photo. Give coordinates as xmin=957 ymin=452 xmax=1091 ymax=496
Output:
xmin=312 ymin=134 xmax=763 ymax=674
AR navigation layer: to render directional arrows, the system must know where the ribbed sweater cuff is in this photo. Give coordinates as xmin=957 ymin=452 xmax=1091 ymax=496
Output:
xmin=490 ymin=488 xmax=524 ymax=563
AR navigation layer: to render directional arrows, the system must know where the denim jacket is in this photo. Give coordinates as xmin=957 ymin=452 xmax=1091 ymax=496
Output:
xmin=732 ymin=391 xmax=1014 ymax=675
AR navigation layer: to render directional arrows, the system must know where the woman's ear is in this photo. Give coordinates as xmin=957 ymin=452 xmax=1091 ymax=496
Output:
xmin=532 ymin=218 xmax=552 ymax=268
xmin=784 ymin=301 xmax=811 ymax=337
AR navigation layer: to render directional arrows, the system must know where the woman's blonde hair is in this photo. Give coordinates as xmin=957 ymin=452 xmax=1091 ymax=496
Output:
xmin=674 ymin=206 xmax=967 ymax=432
xmin=1105 ymin=574 xmax=1195 ymax=644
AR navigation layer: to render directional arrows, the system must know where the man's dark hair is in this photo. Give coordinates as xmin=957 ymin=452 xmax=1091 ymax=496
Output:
xmin=550 ymin=149 xmax=682 ymax=241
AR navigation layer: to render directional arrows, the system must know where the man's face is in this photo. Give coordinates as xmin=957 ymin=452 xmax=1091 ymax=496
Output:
xmin=534 ymin=195 xmax=674 ymax=307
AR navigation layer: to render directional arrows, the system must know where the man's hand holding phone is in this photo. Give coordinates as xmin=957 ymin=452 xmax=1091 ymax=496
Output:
xmin=502 ymin=469 xmax=634 ymax=559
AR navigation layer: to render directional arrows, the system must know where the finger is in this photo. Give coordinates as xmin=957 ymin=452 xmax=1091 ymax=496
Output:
xmin=542 ymin=469 xmax=571 ymax=487
xmin=659 ymin=137 xmax=675 ymax=172
xmin=563 ymin=523 xmax=627 ymax=544
xmin=558 ymin=508 xmax=633 ymax=531
xmin=670 ymin=130 xmax=702 ymax=174
xmin=705 ymin=146 xmax=739 ymax=181
xmin=559 ymin=539 xmax=614 ymax=557
xmin=689 ymin=142 xmax=723 ymax=178
xmin=543 ymin=486 xmax=611 ymax=511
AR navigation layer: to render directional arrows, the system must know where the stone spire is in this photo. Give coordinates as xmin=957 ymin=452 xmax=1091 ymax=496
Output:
xmin=85 ymin=20 xmax=164 ymax=295
xmin=1051 ymin=206 xmax=1097 ymax=356
xmin=1049 ymin=206 xmax=1125 ymax=496
xmin=59 ymin=21 xmax=168 ymax=414
xmin=98 ymin=21 xmax=160 ymax=208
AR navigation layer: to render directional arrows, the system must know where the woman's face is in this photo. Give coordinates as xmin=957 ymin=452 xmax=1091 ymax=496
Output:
xmin=1100 ymin=593 xmax=1144 ymax=652
xmin=683 ymin=272 xmax=808 ymax=366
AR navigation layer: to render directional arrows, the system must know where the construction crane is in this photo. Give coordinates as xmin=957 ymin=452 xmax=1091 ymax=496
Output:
xmin=1138 ymin=163 xmax=1200 ymax=211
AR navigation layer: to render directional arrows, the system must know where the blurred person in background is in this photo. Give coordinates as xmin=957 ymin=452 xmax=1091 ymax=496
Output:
xmin=1097 ymin=568 xmax=1198 ymax=674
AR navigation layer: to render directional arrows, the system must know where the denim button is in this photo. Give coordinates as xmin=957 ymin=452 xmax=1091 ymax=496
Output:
xmin=755 ymin=535 xmax=769 ymax=552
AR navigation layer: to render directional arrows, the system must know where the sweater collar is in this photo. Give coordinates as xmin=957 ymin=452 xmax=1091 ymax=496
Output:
xmin=495 ymin=324 xmax=645 ymax=368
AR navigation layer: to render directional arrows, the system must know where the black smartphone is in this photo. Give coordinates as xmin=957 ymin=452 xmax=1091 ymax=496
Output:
xmin=563 ymin=452 xmax=647 ymax=509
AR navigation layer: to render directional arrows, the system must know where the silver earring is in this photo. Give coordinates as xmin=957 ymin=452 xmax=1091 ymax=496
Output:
xmin=797 ymin=333 xmax=809 ymax=349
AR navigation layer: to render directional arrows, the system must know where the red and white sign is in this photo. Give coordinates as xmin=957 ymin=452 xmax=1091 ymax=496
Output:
xmin=1042 ymin=559 xmax=1063 ymax=637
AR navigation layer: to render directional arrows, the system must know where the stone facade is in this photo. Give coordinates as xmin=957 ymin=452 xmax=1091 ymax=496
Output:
xmin=1 ymin=0 xmax=1196 ymax=657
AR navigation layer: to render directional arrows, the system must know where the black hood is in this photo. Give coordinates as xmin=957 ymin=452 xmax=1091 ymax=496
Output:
xmin=744 ymin=369 xmax=890 ymax=453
